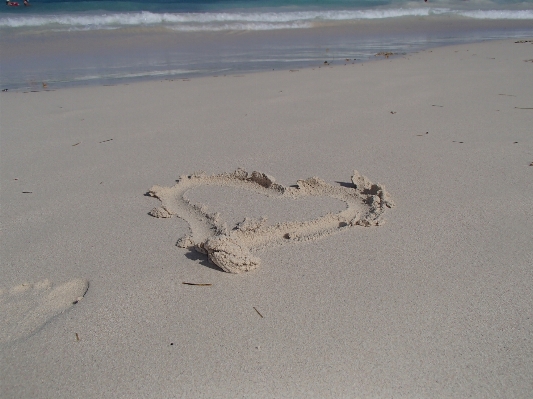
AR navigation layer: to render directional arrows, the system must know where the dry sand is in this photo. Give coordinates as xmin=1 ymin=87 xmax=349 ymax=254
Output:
xmin=1 ymin=39 xmax=532 ymax=398
xmin=148 ymin=169 xmax=394 ymax=273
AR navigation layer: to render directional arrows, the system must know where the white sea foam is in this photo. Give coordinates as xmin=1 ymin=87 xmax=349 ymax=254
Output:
xmin=0 ymin=9 xmax=427 ymax=29
xmin=167 ymin=21 xmax=312 ymax=31
xmin=1 ymin=8 xmax=531 ymax=31
xmin=71 ymin=69 xmax=195 ymax=81
xmin=456 ymin=10 xmax=533 ymax=19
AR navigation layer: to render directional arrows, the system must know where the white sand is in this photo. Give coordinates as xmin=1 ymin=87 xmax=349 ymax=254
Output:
xmin=1 ymin=39 xmax=532 ymax=397
xmin=0 ymin=279 xmax=88 ymax=344
xmin=148 ymin=169 xmax=394 ymax=273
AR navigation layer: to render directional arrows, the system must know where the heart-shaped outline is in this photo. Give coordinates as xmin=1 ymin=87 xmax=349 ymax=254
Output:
xmin=149 ymin=169 xmax=394 ymax=273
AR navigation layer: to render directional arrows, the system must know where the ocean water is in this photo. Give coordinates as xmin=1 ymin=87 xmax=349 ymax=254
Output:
xmin=1 ymin=0 xmax=533 ymax=89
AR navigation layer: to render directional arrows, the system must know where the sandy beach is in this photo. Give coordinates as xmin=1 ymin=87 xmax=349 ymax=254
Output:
xmin=1 ymin=38 xmax=532 ymax=397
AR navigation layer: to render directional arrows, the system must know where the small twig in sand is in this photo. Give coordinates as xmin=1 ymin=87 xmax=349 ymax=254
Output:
xmin=182 ymin=282 xmax=212 ymax=286
xmin=75 ymin=333 xmax=80 ymax=341
xmin=514 ymin=107 xmax=533 ymax=109
xmin=253 ymin=307 xmax=264 ymax=318
xmin=22 ymin=191 xmax=32 ymax=193
xmin=72 ymin=142 xmax=80 ymax=146
xmin=99 ymin=139 xmax=113 ymax=143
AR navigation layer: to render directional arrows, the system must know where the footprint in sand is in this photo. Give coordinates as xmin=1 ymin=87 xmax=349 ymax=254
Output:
xmin=148 ymin=169 xmax=395 ymax=273
xmin=0 ymin=279 xmax=88 ymax=344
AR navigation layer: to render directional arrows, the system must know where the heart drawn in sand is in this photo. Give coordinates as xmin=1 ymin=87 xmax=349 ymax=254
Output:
xmin=148 ymin=169 xmax=394 ymax=273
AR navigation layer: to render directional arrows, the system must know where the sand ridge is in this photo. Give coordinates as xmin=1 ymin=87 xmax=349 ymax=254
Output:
xmin=149 ymin=169 xmax=394 ymax=273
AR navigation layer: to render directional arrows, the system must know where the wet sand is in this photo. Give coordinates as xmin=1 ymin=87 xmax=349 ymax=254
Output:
xmin=1 ymin=18 xmax=533 ymax=89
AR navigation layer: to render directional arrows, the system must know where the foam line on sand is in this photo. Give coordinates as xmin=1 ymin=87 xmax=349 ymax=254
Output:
xmin=148 ymin=169 xmax=394 ymax=273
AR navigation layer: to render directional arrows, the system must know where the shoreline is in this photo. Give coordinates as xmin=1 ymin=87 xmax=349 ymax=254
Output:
xmin=1 ymin=17 xmax=533 ymax=91
xmin=1 ymin=38 xmax=532 ymax=397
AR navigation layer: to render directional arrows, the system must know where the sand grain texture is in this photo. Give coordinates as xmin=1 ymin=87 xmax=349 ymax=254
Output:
xmin=0 ymin=279 xmax=89 ymax=343
xmin=0 ymin=39 xmax=532 ymax=398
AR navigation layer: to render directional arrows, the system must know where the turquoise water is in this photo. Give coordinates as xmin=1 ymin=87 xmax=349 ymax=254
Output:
xmin=2 ymin=0 xmax=533 ymax=31
xmin=2 ymin=0 xmax=532 ymax=13
xmin=1 ymin=0 xmax=533 ymax=89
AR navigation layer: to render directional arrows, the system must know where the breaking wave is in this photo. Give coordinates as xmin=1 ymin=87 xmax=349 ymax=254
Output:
xmin=0 ymin=9 xmax=427 ymax=30
xmin=1 ymin=8 xmax=532 ymax=31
